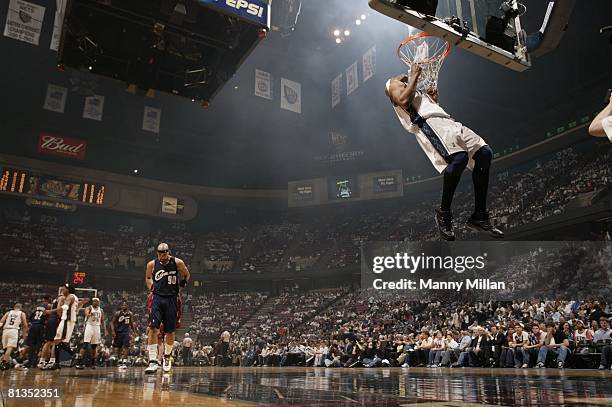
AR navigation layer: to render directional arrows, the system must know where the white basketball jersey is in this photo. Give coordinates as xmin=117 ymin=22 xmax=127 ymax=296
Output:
xmin=4 ymin=310 xmax=23 ymax=330
xmin=574 ymin=329 xmax=591 ymax=342
xmin=86 ymin=307 xmax=102 ymax=327
xmin=391 ymin=92 xmax=487 ymax=173
xmin=602 ymin=116 xmax=612 ymax=142
xmin=411 ymin=93 xmax=452 ymax=120
xmin=391 ymin=93 xmax=454 ymax=173
xmin=61 ymin=294 xmax=79 ymax=321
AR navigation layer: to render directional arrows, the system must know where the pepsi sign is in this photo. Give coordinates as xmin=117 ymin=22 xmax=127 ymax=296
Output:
xmin=199 ymin=0 xmax=269 ymax=28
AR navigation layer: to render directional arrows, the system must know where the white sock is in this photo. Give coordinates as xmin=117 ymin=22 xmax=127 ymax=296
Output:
xmin=49 ymin=358 xmax=55 ymax=364
xmin=147 ymin=344 xmax=158 ymax=363
xmin=164 ymin=344 xmax=172 ymax=357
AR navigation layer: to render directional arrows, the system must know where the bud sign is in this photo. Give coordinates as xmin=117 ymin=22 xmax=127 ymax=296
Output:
xmin=37 ymin=133 xmax=87 ymax=160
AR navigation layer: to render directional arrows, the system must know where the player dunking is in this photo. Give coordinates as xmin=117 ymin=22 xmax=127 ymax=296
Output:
xmin=111 ymin=302 xmax=135 ymax=369
xmin=145 ymin=242 xmax=190 ymax=373
xmin=385 ymin=65 xmax=504 ymax=240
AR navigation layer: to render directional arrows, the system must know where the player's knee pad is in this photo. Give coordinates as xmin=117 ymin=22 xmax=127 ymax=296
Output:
xmin=84 ymin=343 xmax=92 ymax=351
xmin=445 ymin=152 xmax=469 ymax=176
xmin=474 ymin=145 xmax=493 ymax=169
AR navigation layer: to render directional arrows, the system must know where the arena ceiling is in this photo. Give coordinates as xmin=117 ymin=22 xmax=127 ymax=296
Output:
xmin=0 ymin=0 xmax=610 ymax=188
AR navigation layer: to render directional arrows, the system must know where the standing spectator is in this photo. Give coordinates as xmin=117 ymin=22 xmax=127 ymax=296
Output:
xmin=182 ymin=333 xmax=193 ymax=366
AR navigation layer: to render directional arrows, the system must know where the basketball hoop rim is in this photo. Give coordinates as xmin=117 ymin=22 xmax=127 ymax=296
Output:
xmin=397 ymin=32 xmax=452 ymax=65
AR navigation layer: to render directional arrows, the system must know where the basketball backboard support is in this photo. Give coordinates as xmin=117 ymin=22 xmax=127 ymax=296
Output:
xmin=369 ymin=0 xmax=530 ymax=71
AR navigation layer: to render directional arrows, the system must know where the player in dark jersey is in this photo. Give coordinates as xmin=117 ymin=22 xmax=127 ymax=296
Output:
xmin=39 ymin=295 xmax=61 ymax=369
xmin=21 ymin=305 xmax=46 ymax=368
xmin=111 ymin=302 xmax=135 ymax=369
xmin=145 ymin=242 xmax=190 ymax=373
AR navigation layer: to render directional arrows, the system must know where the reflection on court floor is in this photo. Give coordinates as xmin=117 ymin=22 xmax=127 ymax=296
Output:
xmin=1 ymin=367 xmax=611 ymax=406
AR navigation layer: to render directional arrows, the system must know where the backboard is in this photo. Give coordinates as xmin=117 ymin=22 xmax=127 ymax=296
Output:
xmin=369 ymin=0 xmax=530 ymax=71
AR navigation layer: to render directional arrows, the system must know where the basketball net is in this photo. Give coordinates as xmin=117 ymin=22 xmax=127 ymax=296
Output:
xmin=398 ymin=33 xmax=451 ymax=92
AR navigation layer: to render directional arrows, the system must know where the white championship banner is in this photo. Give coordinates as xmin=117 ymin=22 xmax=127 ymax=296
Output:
xmin=254 ymin=69 xmax=272 ymax=100
xmin=3 ymin=0 xmax=45 ymax=46
xmin=82 ymin=95 xmax=104 ymax=121
xmin=331 ymin=73 xmax=342 ymax=108
xmin=43 ymin=84 xmax=67 ymax=113
xmin=280 ymin=78 xmax=301 ymax=114
xmin=362 ymin=45 xmax=376 ymax=83
xmin=346 ymin=61 xmax=358 ymax=96
xmin=50 ymin=0 xmax=68 ymax=51
xmin=142 ymin=106 xmax=161 ymax=134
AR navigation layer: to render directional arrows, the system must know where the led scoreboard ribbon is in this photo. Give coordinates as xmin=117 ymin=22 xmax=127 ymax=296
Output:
xmin=0 ymin=168 xmax=105 ymax=205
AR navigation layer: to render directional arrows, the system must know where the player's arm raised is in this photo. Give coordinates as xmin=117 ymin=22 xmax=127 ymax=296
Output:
xmin=0 ymin=311 xmax=8 ymax=329
xmin=56 ymin=295 xmax=66 ymax=317
xmin=176 ymin=258 xmax=190 ymax=287
xmin=389 ymin=64 xmax=422 ymax=108
xmin=146 ymin=260 xmax=154 ymax=291
xmin=588 ymin=99 xmax=612 ymax=138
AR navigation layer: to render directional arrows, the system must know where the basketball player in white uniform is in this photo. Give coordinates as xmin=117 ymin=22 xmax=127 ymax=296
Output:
xmin=589 ymin=93 xmax=612 ymax=141
xmin=0 ymin=303 xmax=28 ymax=370
xmin=386 ymin=65 xmax=504 ymax=240
xmin=44 ymin=283 xmax=86 ymax=369
xmin=76 ymin=298 xmax=107 ymax=369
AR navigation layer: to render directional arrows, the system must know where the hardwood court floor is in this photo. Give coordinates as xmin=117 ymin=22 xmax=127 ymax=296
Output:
xmin=1 ymin=366 xmax=612 ymax=406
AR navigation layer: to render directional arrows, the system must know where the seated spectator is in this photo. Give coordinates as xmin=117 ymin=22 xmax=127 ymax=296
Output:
xmin=451 ymin=330 xmax=473 ymax=368
xmin=428 ymin=331 xmax=446 ymax=367
xmin=536 ymin=323 xmax=570 ymax=368
xmin=574 ymin=320 xmax=594 ymax=354
xmin=440 ymin=332 xmax=459 ymax=367
xmin=510 ymin=325 xmax=529 ymax=368
xmin=524 ymin=325 xmax=543 ymax=367
xmin=467 ymin=327 xmax=492 ymax=367
xmin=490 ymin=325 xmax=507 ymax=367
xmin=595 ymin=318 xmax=612 ymax=370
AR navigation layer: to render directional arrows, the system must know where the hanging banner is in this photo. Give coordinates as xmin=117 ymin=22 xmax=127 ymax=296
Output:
xmin=280 ymin=78 xmax=301 ymax=114
xmin=331 ymin=73 xmax=342 ymax=109
xmin=3 ymin=0 xmax=45 ymax=46
xmin=143 ymin=106 xmax=161 ymax=134
xmin=50 ymin=0 xmax=68 ymax=51
xmin=346 ymin=61 xmax=358 ymax=96
xmin=162 ymin=196 xmax=185 ymax=215
xmin=43 ymin=84 xmax=67 ymax=113
xmin=362 ymin=45 xmax=376 ymax=83
xmin=254 ymin=69 xmax=272 ymax=100
xmin=82 ymin=95 xmax=104 ymax=121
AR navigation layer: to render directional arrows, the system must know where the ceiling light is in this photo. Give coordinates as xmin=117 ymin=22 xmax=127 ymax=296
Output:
xmin=333 ymin=29 xmax=340 ymax=37
xmin=361 ymin=14 xmax=367 ymax=20
xmin=355 ymin=19 xmax=361 ymax=26
xmin=344 ymin=30 xmax=350 ymax=36
xmin=335 ymin=38 xmax=342 ymax=44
